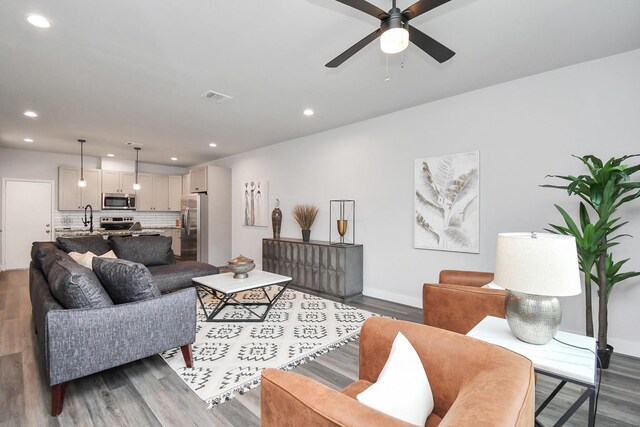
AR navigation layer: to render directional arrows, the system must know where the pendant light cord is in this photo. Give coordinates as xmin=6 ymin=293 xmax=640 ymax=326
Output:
xmin=78 ymin=139 xmax=86 ymax=181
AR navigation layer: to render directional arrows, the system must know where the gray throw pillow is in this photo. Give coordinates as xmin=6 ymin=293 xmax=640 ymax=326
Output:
xmin=57 ymin=235 xmax=111 ymax=256
xmin=47 ymin=259 xmax=114 ymax=309
xmin=110 ymin=235 xmax=175 ymax=266
xmin=31 ymin=241 xmax=61 ymax=271
xmin=92 ymin=257 xmax=161 ymax=303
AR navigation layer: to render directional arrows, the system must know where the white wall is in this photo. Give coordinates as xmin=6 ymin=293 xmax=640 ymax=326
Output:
xmin=213 ymin=49 xmax=640 ymax=356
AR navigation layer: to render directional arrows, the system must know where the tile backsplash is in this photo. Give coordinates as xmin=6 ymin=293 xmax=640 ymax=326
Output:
xmin=55 ymin=210 xmax=180 ymax=228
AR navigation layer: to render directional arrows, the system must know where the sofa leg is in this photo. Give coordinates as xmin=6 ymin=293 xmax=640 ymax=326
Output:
xmin=51 ymin=382 xmax=68 ymax=416
xmin=181 ymin=344 xmax=193 ymax=368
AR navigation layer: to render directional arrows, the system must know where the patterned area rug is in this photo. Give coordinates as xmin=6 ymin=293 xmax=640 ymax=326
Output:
xmin=160 ymin=285 xmax=377 ymax=407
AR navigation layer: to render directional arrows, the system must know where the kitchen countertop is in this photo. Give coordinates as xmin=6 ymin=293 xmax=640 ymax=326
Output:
xmin=55 ymin=227 xmax=173 ymax=237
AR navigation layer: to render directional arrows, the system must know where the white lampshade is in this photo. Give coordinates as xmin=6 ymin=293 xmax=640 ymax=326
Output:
xmin=380 ymin=27 xmax=409 ymax=54
xmin=494 ymin=232 xmax=581 ymax=297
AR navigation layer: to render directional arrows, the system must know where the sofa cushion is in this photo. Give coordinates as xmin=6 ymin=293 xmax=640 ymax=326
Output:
xmin=31 ymin=241 xmax=62 ymax=271
xmin=47 ymin=259 xmax=114 ymax=309
xmin=57 ymin=235 xmax=111 ymax=256
xmin=110 ymin=235 xmax=175 ymax=266
xmin=148 ymin=261 xmax=219 ymax=293
xmin=92 ymin=257 xmax=161 ymax=303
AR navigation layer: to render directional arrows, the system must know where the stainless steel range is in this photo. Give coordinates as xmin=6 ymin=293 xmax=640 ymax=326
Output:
xmin=100 ymin=217 xmax=134 ymax=230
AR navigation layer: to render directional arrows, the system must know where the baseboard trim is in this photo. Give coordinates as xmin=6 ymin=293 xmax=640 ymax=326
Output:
xmin=362 ymin=288 xmax=422 ymax=308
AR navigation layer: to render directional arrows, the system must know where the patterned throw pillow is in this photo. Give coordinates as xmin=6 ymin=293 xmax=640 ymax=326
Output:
xmin=92 ymin=257 xmax=161 ymax=304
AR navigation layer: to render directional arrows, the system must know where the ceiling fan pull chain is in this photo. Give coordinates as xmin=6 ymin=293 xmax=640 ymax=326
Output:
xmin=385 ymin=55 xmax=390 ymax=82
xmin=401 ymin=50 xmax=405 ymax=69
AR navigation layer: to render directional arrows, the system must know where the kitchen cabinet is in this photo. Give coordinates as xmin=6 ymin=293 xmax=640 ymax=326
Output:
xmin=189 ymin=166 xmax=207 ymax=193
xmin=58 ymin=166 xmax=102 ymax=210
xmin=102 ymin=170 xmax=135 ymax=194
xmin=168 ymin=175 xmax=182 ymax=211
xmin=136 ymin=173 xmax=175 ymax=211
xmin=136 ymin=173 xmax=154 ymax=211
xmin=182 ymin=173 xmax=191 ymax=195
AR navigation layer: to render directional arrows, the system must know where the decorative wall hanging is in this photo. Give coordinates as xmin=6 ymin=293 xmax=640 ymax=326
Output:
xmin=330 ymin=200 xmax=355 ymax=245
xmin=243 ymin=180 xmax=268 ymax=227
xmin=414 ymin=151 xmax=479 ymax=253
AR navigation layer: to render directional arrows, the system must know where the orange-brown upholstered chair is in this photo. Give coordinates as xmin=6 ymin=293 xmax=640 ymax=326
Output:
xmin=261 ymin=317 xmax=535 ymax=427
xmin=422 ymin=270 xmax=506 ymax=334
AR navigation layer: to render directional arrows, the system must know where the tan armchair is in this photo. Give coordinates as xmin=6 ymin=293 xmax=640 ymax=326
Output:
xmin=261 ymin=317 xmax=535 ymax=427
xmin=423 ymin=270 xmax=506 ymax=334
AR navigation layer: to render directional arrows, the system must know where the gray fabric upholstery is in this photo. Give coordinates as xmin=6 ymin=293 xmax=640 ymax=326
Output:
xmin=31 ymin=241 xmax=61 ymax=271
xmin=57 ymin=235 xmax=111 ymax=256
xmin=148 ymin=261 xmax=220 ymax=293
xmin=110 ymin=235 xmax=175 ymax=266
xmin=46 ymin=287 xmax=196 ymax=385
xmin=92 ymin=257 xmax=160 ymax=303
xmin=47 ymin=259 xmax=113 ymax=309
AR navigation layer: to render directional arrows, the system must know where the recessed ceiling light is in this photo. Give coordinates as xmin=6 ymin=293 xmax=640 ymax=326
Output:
xmin=26 ymin=14 xmax=51 ymax=29
xmin=303 ymin=109 xmax=314 ymax=116
xmin=107 ymin=153 xmax=115 ymax=157
xmin=23 ymin=138 xmax=34 ymax=143
xmin=24 ymin=110 xmax=38 ymax=118
xmin=209 ymin=143 xmax=217 ymax=147
xmin=170 ymin=157 xmax=178 ymax=161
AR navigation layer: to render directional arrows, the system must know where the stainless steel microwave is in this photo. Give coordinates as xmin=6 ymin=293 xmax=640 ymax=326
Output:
xmin=102 ymin=193 xmax=136 ymax=210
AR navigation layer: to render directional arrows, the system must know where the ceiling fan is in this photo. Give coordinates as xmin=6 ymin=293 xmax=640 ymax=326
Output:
xmin=326 ymin=0 xmax=455 ymax=68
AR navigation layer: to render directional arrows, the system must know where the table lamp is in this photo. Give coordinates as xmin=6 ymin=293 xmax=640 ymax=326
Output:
xmin=494 ymin=232 xmax=581 ymax=345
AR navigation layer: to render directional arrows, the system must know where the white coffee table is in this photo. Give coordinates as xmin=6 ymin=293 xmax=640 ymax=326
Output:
xmin=468 ymin=316 xmax=597 ymax=427
xmin=192 ymin=270 xmax=292 ymax=322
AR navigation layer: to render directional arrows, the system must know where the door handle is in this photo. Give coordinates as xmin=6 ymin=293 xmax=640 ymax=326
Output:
xmin=46 ymin=230 xmax=51 ymax=234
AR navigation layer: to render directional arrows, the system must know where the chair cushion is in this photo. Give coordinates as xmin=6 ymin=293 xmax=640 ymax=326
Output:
xmin=57 ymin=235 xmax=111 ymax=256
xmin=47 ymin=259 xmax=114 ymax=309
xmin=92 ymin=257 xmax=161 ymax=303
xmin=148 ymin=261 xmax=219 ymax=293
xmin=357 ymin=332 xmax=434 ymax=426
xmin=110 ymin=235 xmax=175 ymax=266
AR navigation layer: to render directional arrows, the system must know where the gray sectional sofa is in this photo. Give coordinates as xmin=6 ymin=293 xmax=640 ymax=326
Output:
xmin=29 ymin=235 xmax=219 ymax=416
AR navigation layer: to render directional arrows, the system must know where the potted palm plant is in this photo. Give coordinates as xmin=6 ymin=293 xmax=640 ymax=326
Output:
xmin=292 ymin=204 xmax=319 ymax=242
xmin=543 ymin=154 xmax=640 ymax=368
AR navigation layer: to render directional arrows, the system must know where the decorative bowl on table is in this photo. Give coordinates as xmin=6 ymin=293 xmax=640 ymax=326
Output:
xmin=227 ymin=255 xmax=255 ymax=279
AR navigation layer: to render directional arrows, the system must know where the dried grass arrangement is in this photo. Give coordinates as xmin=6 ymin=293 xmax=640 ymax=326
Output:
xmin=292 ymin=204 xmax=319 ymax=230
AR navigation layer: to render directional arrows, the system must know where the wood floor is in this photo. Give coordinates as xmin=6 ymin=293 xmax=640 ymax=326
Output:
xmin=1 ymin=269 xmax=639 ymax=426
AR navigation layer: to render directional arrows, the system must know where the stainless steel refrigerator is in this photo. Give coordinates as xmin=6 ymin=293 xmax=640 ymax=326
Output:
xmin=180 ymin=194 xmax=208 ymax=262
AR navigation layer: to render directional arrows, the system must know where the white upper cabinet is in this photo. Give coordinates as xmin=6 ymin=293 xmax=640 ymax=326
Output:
xmin=169 ymin=175 xmax=182 ymax=211
xmin=58 ymin=166 xmax=102 ymax=210
xmin=189 ymin=166 xmax=207 ymax=193
xmin=102 ymin=170 xmax=136 ymax=194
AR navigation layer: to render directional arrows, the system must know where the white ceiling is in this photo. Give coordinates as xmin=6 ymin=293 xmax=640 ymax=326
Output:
xmin=1 ymin=0 xmax=639 ymax=167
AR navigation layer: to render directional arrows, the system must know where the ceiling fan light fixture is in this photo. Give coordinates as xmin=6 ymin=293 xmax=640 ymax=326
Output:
xmin=380 ymin=26 xmax=409 ymax=54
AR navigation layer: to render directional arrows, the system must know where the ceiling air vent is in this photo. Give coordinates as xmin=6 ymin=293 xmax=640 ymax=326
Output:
xmin=201 ymin=90 xmax=233 ymax=104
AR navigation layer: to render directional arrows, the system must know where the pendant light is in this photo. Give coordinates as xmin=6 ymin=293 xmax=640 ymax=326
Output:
xmin=133 ymin=147 xmax=141 ymax=190
xmin=78 ymin=139 xmax=87 ymax=187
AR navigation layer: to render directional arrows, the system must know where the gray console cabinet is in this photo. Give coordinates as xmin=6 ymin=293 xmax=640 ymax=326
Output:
xmin=262 ymin=238 xmax=363 ymax=300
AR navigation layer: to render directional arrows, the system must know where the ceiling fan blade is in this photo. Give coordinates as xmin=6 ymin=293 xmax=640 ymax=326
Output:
xmin=335 ymin=0 xmax=389 ymax=20
xmin=325 ymin=29 xmax=381 ymax=68
xmin=402 ymin=0 xmax=451 ymax=20
xmin=408 ymin=25 xmax=455 ymax=63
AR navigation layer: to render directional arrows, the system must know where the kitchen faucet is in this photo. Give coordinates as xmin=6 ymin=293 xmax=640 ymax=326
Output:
xmin=83 ymin=204 xmax=94 ymax=233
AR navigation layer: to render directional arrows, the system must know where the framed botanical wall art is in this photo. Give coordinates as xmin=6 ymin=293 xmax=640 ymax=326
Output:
xmin=243 ymin=180 xmax=269 ymax=227
xmin=414 ymin=151 xmax=479 ymax=253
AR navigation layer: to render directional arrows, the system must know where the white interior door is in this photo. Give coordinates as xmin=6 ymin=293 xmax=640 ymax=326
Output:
xmin=3 ymin=179 xmax=53 ymax=270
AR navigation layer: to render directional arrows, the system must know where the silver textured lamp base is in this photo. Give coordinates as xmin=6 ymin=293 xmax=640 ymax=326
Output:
xmin=505 ymin=290 xmax=561 ymax=345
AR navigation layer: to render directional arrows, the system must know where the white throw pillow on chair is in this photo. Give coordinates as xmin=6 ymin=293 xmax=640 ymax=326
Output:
xmin=356 ymin=332 xmax=434 ymax=426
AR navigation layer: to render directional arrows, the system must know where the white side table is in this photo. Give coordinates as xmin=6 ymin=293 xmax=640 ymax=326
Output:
xmin=468 ymin=316 xmax=597 ymax=427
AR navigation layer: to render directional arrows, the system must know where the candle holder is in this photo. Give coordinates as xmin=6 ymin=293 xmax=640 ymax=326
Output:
xmin=330 ymin=200 xmax=355 ymax=245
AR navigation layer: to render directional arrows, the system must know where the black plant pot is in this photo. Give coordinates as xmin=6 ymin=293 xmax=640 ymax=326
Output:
xmin=597 ymin=343 xmax=614 ymax=369
xmin=301 ymin=229 xmax=311 ymax=242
